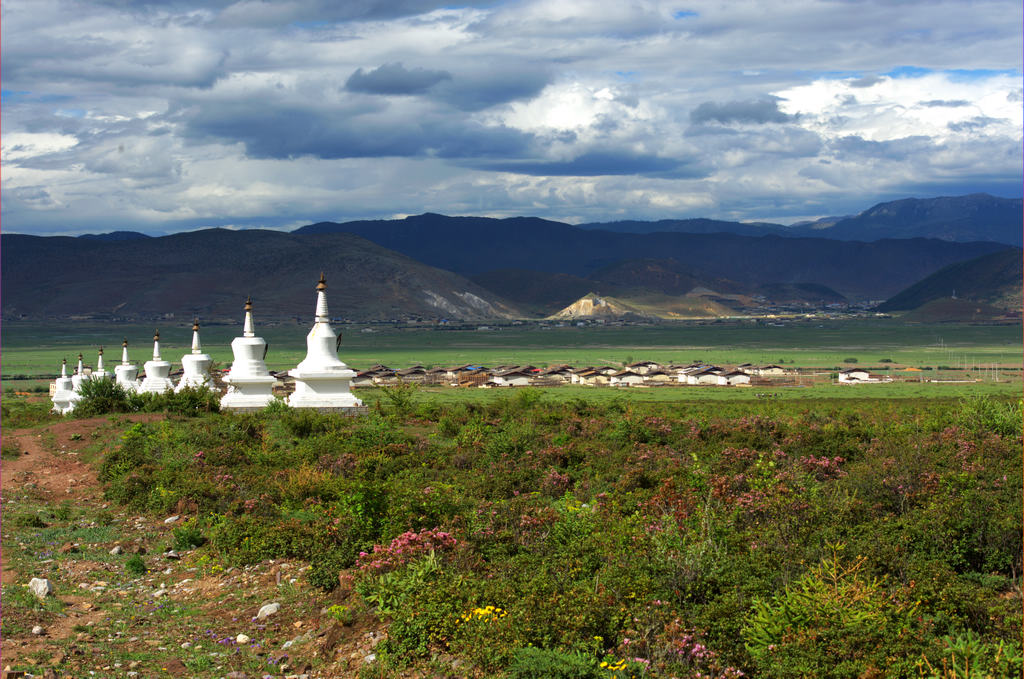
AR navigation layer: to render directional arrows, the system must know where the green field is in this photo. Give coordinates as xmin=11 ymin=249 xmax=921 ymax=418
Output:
xmin=4 ymin=319 xmax=1021 ymax=376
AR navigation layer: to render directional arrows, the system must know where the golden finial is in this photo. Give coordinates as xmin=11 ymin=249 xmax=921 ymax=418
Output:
xmin=99 ymin=347 xmax=104 ymax=355
xmin=62 ymin=357 xmax=67 ymax=365
xmin=245 ymin=296 xmax=253 ymax=311
xmin=193 ymin=318 xmax=200 ymax=332
xmin=122 ymin=338 xmax=128 ymax=348
xmin=154 ymin=330 xmax=160 ymax=341
xmin=316 ymin=272 xmax=327 ymax=291
xmin=78 ymin=353 xmax=83 ymax=361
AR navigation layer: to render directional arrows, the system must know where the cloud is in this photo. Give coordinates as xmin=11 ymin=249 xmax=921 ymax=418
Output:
xmin=345 ymin=62 xmax=451 ymax=95
xmin=470 ymin=150 xmax=708 ymax=178
xmin=690 ymin=98 xmax=793 ymax=125
xmin=920 ymin=99 xmax=970 ymax=107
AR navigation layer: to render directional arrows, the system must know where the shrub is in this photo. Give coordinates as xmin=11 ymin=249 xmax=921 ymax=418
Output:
xmin=172 ymin=521 xmax=206 ymax=550
xmin=842 ymin=358 xmax=858 ymax=364
xmin=506 ymin=647 xmax=600 ymax=679
xmin=125 ymin=555 xmax=146 ymax=575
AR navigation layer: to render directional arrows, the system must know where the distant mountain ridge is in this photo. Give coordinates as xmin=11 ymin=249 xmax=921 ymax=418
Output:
xmin=2 ymin=229 xmax=518 ymax=321
xmin=294 ymin=212 xmax=1009 ymax=300
xmin=876 ymin=249 xmax=1023 ymax=312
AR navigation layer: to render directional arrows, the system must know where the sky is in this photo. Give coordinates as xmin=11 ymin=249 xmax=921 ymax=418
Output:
xmin=2 ymin=0 xmax=1021 ymax=236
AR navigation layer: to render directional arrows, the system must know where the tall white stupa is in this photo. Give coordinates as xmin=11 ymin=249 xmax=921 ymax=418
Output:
xmin=71 ymin=353 xmax=90 ymax=392
xmin=114 ymin=339 xmax=141 ymax=392
xmin=220 ymin=297 xmax=277 ymax=411
xmin=52 ymin=358 xmax=77 ymax=414
xmin=139 ymin=330 xmax=175 ymax=394
xmin=92 ymin=347 xmax=111 ymax=381
xmin=176 ymin=319 xmax=214 ymax=392
xmin=287 ymin=274 xmax=363 ymax=411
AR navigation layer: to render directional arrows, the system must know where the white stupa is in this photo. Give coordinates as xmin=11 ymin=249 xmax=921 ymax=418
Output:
xmin=114 ymin=338 xmax=141 ymax=392
xmin=52 ymin=358 xmax=77 ymax=414
xmin=139 ymin=330 xmax=175 ymax=394
xmin=71 ymin=353 xmax=90 ymax=392
xmin=287 ymin=274 xmax=363 ymax=411
xmin=176 ymin=319 xmax=214 ymax=392
xmin=220 ymin=297 xmax=277 ymax=411
xmin=92 ymin=347 xmax=111 ymax=381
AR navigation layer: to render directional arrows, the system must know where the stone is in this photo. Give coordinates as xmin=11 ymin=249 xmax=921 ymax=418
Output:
xmin=226 ymin=672 xmax=248 ymax=679
xmin=286 ymin=274 xmax=363 ymax=411
xmin=363 ymin=653 xmax=376 ymax=664
xmin=255 ymin=602 xmax=280 ymax=620
xmin=153 ymin=588 xmax=168 ymax=598
xmin=28 ymin=577 xmax=54 ymax=600
xmin=164 ymin=550 xmax=181 ymax=560
xmin=163 ymin=515 xmax=180 ymax=524
xmin=236 ymin=633 xmax=251 ymax=645
xmin=180 ymin=642 xmax=192 ymax=649
xmin=128 ymin=661 xmax=142 ymax=669
xmin=110 ymin=545 xmax=124 ymax=555
xmin=31 ymin=625 xmax=44 ymax=635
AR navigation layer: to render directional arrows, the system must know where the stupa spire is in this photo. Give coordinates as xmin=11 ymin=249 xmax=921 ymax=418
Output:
xmin=243 ymin=297 xmax=255 ymax=337
xmin=61 ymin=358 xmax=68 ymax=378
xmin=191 ymin=319 xmax=202 ymax=354
xmin=97 ymin=347 xmax=105 ymax=372
xmin=77 ymin=353 xmax=84 ymax=375
xmin=121 ymin=338 xmax=130 ymax=365
xmin=152 ymin=330 xmax=161 ymax=360
xmin=315 ymin=273 xmax=329 ymax=321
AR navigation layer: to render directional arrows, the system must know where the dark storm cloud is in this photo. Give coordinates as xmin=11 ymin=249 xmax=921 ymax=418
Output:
xmin=181 ymin=99 xmax=533 ymax=160
xmin=345 ymin=63 xmax=452 ymax=95
xmin=689 ymin=98 xmax=793 ymax=125
xmin=429 ymin=67 xmax=552 ymax=111
xmin=470 ymin=150 xmax=709 ymax=178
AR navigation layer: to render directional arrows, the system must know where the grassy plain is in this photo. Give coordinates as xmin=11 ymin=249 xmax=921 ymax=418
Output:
xmin=3 ymin=319 xmax=1021 ymax=379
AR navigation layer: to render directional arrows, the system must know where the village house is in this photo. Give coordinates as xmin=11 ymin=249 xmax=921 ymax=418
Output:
xmin=717 ymin=370 xmax=751 ymax=386
xmin=491 ymin=368 xmax=534 ymax=387
xmin=756 ymin=365 xmax=787 ymax=376
xmin=838 ymin=368 xmax=890 ymax=384
xmin=642 ymin=369 xmax=674 ymax=384
xmin=610 ymin=369 xmax=645 ymax=387
xmin=625 ymin=360 xmax=662 ymax=375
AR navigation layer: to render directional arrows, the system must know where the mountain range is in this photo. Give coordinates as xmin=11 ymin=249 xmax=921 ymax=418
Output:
xmin=2 ymin=193 xmax=1019 ymax=321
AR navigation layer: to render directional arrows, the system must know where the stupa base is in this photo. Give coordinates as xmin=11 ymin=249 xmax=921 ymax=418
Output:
xmin=220 ymin=387 xmax=276 ymax=412
xmin=175 ymin=377 xmax=214 ymax=393
xmin=138 ymin=378 xmax=176 ymax=394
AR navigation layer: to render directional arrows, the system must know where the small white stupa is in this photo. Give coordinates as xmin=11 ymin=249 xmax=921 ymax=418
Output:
xmin=92 ymin=347 xmax=111 ymax=381
xmin=139 ymin=330 xmax=175 ymax=394
xmin=114 ymin=338 xmax=141 ymax=392
xmin=287 ymin=274 xmax=363 ymax=411
xmin=176 ymin=319 xmax=214 ymax=392
xmin=220 ymin=297 xmax=277 ymax=411
xmin=71 ymin=353 xmax=90 ymax=392
xmin=52 ymin=358 xmax=77 ymax=414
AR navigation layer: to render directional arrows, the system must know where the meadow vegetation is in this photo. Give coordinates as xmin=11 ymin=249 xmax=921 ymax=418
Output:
xmin=82 ymin=389 xmax=1022 ymax=678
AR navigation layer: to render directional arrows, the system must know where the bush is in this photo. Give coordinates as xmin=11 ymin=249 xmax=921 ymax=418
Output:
xmin=125 ymin=555 xmax=146 ymax=575
xmin=506 ymin=647 xmax=600 ymax=679
xmin=73 ymin=378 xmax=139 ymax=416
xmin=172 ymin=521 xmax=206 ymax=550
xmin=842 ymin=358 xmax=858 ymax=364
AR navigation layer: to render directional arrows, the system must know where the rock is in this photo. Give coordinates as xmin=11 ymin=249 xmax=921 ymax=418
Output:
xmin=235 ymin=633 xmax=251 ymax=644
xmin=226 ymin=672 xmax=248 ymax=679
xmin=153 ymin=588 xmax=168 ymax=598
xmin=31 ymin=625 xmax=44 ymax=636
xmin=163 ymin=515 xmax=180 ymax=524
xmin=28 ymin=578 xmax=54 ymax=600
xmin=363 ymin=653 xmax=376 ymax=664
xmin=256 ymin=602 xmax=280 ymax=620
xmin=180 ymin=642 xmax=192 ymax=649
xmin=128 ymin=661 xmax=142 ymax=669
xmin=110 ymin=545 xmax=124 ymax=555
xmin=164 ymin=550 xmax=180 ymax=560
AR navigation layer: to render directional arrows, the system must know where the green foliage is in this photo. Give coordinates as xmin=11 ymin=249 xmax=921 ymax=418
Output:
xmin=377 ymin=382 xmax=419 ymax=418
xmin=506 ymin=646 xmax=600 ymax=679
xmin=1 ymin=438 xmax=22 ymax=459
xmin=73 ymin=378 xmax=137 ymax=416
xmin=172 ymin=520 xmax=206 ymax=550
xmin=743 ymin=546 xmax=924 ymax=678
xmin=124 ymin=554 xmax=146 ymax=575
xmin=1 ymin=397 xmax=59 ymax=427
xmin=842 ymin=357 xmax=859 ymax=363
xmin=920 ymin=630 xmax=1024 ymax=678
xmin=956 ymin=395 xmax=1022 ymax=438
